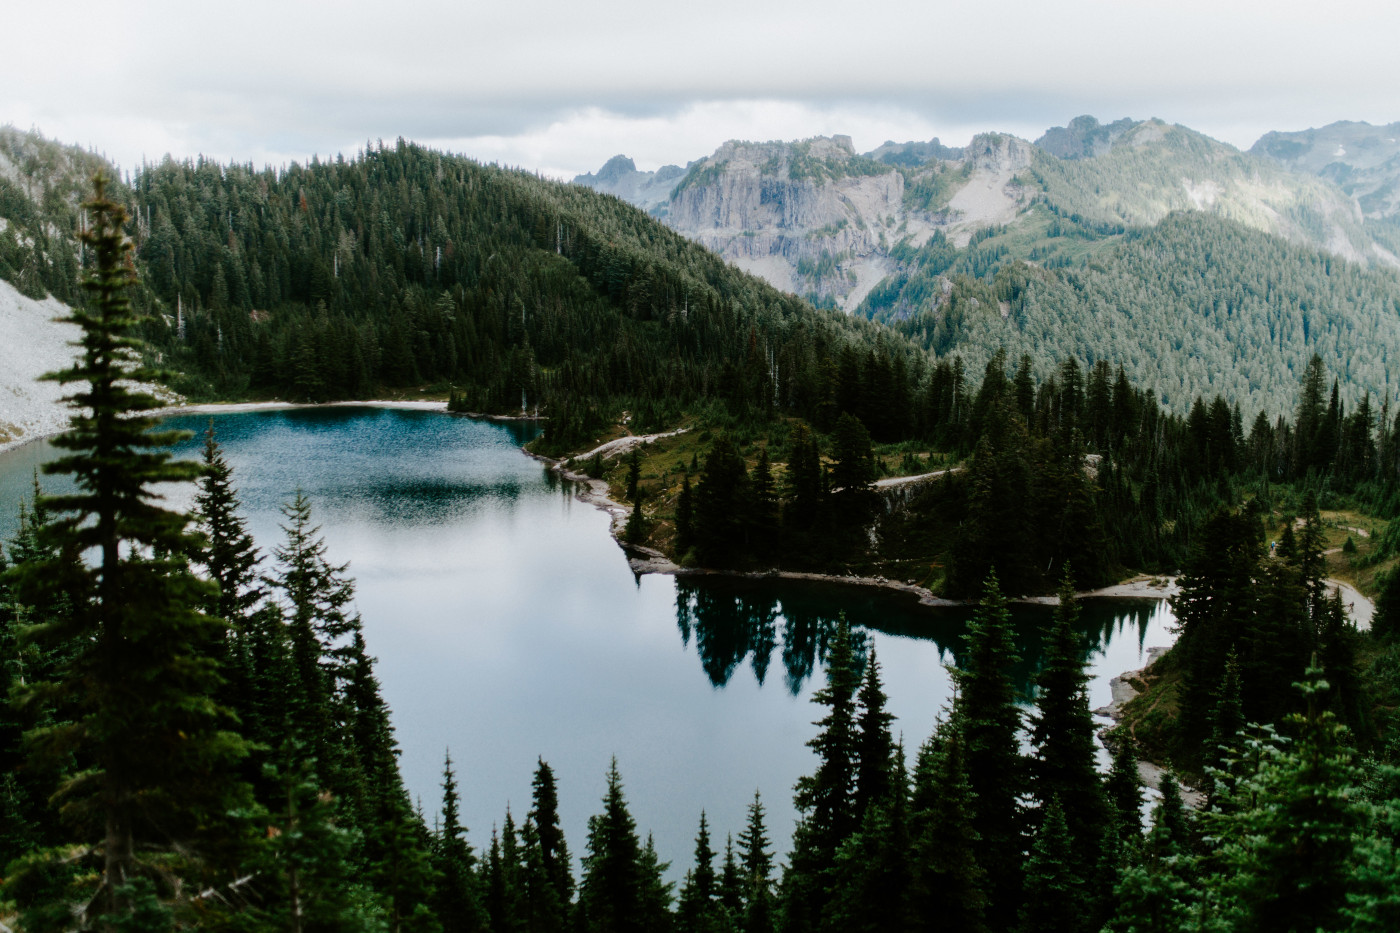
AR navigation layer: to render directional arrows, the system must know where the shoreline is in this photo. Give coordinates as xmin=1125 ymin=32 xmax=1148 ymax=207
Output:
xmin=526 ymin=445 xmax=1182 ymax=609
xmin=0 ymin=399 xmax=549 ymax=459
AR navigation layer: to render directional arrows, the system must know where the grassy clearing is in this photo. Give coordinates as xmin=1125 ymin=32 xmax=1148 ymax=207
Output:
xmin=1260 ymin=505 xmax=1397 ymax=596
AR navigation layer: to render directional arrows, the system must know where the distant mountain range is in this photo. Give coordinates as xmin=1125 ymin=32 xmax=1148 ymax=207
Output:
xmin=573 ymin=117 xmax=1400 ymax=313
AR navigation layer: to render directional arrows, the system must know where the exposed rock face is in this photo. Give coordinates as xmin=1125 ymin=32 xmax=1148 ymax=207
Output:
xmin=1252 ymin=120 xmax=1400 ymax=219
xmin=573 ymin=134 xmax=1038 ymax=311
xmin=573 ymin=118 xmax=1400 ymax=314
xmin=571 ymin=155 xmax=686 ymax=214
xmin=1036 ymin=115 xmax=1139 ymax=160
xmin=662 ymin=136 xmax=905 ymax=309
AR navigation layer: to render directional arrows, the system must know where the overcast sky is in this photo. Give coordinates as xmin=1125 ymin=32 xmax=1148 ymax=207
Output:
xmin=6 ymin=0 xmax=1398 ymax=179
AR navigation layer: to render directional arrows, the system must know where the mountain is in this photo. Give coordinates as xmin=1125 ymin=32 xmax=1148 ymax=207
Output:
xmin=575 ymin=118 xmax=1395 ymax=317
xmin=571 ymin=154 xmax=687 ymax=214
xmin=0 ymin=126 xmax=927 ymax=454
xmin=1251 ymin=119 xmax=1400 ymax=221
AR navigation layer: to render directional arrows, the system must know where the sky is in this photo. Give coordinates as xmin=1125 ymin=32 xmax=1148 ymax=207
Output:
xmin=5 ymin=0 xmax=1399 ymax=180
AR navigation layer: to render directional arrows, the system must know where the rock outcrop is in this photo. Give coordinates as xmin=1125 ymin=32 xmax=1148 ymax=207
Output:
xmin=1252 ymin=120 xmax=1400 ymax=220
xmin=573 ymin=118 xmax=1400 ymax=314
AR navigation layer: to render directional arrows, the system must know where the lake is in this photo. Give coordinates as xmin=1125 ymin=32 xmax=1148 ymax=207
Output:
xmin=0 ymin=406 xmax=1176 ymax=878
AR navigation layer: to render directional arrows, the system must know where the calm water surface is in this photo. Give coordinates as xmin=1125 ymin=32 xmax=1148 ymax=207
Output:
xmin=0 ymin=408 xmax=1176 ymax=878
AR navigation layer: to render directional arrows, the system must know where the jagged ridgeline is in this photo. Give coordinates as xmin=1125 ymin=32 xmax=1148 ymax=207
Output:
xmin=33 ymin=136 xmax=916 ymax=451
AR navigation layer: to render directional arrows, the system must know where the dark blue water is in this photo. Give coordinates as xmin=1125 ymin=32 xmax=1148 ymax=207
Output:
xmin=0 ymin=407 xmax=1175 ymax=878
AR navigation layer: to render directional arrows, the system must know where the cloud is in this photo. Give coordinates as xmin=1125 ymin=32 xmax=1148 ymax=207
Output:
xmin=3 ymin=0 xmax=1398 ymax=173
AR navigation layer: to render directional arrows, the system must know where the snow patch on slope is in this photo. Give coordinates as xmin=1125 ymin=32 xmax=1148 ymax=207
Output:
xmin=0 ymin=279 xmax=81 ymax=453
xmin=0 ymin=279 xmax=180 ymax=455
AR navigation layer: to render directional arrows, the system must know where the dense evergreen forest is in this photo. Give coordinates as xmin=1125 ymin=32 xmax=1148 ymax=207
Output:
xmin=859 ymin=212 xmax=1400 ymax=416
xmin=4 ymin=139 xmax=1400 ymax=930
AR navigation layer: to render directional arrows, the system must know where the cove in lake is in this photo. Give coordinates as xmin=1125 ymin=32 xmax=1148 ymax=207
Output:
xmin=0 ymin=406 xmax=1176 ymax=879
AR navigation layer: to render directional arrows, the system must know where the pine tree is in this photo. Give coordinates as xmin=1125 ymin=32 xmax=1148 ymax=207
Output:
xmin=906 ymin=717 xmax=988 ymax=933
xmin=1029 ymin=571 xmax=1111 ymax=880
xmin=1016 ymin=798 xmax=1084 ymax=933
xmin=526 ymin=758 xmax=573 ymax=914
xmin=195 ymin=422 xmax=265 ymax=627
xmin=431 ymin=751 xmax=485 ymax=933
xmin=1104 ymin=736 xmax=1144 ymax=848
xmin=6 ymin=175 xmax=252 ymax=924
xmin=678 ymin=811 xmax=720 ymax=933
xmin=738 ymin=791 xmax=775 ymax=933
xmin=953 ymin=571 xmax=1025 ymax=930
xmin=578 ymin=759 xmax=660 ymax=933
xmin=853 ymin=646 xmax=895 ymax=821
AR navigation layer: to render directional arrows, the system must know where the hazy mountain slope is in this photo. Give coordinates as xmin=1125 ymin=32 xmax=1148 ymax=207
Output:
xmin=1252 ymin=120 xmax=1400 ymax=220
xmin=877 ymin=212 xmax=1400 ymax=416
xmin=571 ymin=154 xmax=686 ymax=214
xmin=574 ymin=133 xmax=1038 ymax=311
xmin=574 ymin=117 xmax=1397 ymax=316
xmin=1029 ymin=119 xmax=1384 ymax=267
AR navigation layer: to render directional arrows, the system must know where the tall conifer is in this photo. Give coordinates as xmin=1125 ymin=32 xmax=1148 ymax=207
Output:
xmin=7 ymin=175 xmax=251 ymax=924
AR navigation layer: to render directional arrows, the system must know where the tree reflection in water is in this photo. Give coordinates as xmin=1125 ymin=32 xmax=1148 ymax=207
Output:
xmin=674 ymin=577 xmax=1159 ymax=697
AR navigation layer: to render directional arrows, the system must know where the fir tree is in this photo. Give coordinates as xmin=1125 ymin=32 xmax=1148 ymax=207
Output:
xmin=1104 ymin=736 xmax=1144 ymax=848
xmin=1016 ymin=798 xmax=1085 ymax=933
xmin=678 ymin=812 xmax=720 ymax=933
xmin=825 ymin=746 xmax=912 ymax=933
xmin=906 ymin=717 xmax=988 ymax=933
xmin=853 ymin=646 xmax=895 ymax=821
xmin=717 ymin=835 xmax=742 ymax=924
xmin=1029 ymin=570 xmax=1110 ymax=880
xmin=738 ymin=791 xmax=775 ymax=933
xmin=952 ymin=571 xmax=1025 ymax=930
xmin=625 ymin=494 xmax=647 ymax=545
xmin=1202 ymin=664 xmax=1373 ymax=932
xmin=675 ymin=475 xmax=695 ymax=555
xmin=431 ymin=751 xmax=485 ymax=933
xmin=526 ymin=758 xmax=573 ymax=913
xmin=265 ymin=492 xmax=360 ymax=788
xmin=626 ymin=447 xmax=642 ymax=503
xmin=247 ymin=743 xmax=368 ymax=933
xmin=195 ymin=422 xmax=265 ymax=627
xmin=6 ymin=175 xmax=251 ymax=923
xmin=790 ymin=618 xmax=860 ymax=874
xmin=578 ymin=759 xmax=661 ymax=933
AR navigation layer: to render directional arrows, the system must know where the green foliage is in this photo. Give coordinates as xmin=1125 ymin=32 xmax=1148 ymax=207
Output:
xmin=951 ymin=573 xmax=1024 ymax=931
xmin=5 ymin=176 xmax=253 ymax=924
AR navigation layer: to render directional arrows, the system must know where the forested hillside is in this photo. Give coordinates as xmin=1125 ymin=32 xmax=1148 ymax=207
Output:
xmin=126 ymin=138 xmax=933 ymax=452
xmin=863 ymin=212 xmax=1400 ymax=414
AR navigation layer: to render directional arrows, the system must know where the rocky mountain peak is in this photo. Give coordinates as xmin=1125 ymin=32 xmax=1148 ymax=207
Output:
xmin=1035 ymin=115 xmax=1139 ymax=159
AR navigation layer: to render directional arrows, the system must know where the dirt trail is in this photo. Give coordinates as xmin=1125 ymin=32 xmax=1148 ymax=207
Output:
xmin=573 ymin=428 xmax=688 ymax=462
xmin=874 ymin=467 xmax=960 ymax=489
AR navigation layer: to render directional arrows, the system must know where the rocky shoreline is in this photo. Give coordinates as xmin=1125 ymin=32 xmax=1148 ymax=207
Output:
xmin=525 ymin=443 xmax=1182 ymax=609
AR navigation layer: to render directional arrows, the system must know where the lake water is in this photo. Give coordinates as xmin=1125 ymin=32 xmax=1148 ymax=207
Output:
xmin=0 ymin=407 xmax=1176 ymax=878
